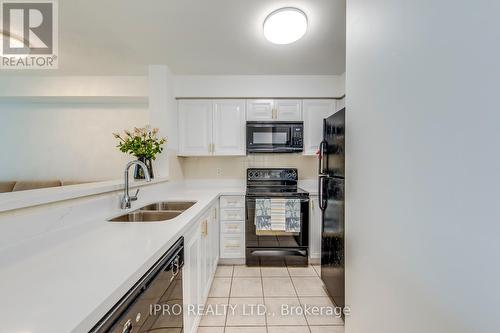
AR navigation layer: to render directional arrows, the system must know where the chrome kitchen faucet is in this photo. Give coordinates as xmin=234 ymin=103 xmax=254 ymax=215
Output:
xmin=121 ymin=160 xmax=151 ymax=209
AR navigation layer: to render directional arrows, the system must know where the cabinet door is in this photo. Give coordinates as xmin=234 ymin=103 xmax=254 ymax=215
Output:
xmin=275 ymin=99 xmax=302 ymax=121
xmin=183 ymin=223 xmax=201 ymax=333
xmin=309 ymin=196 xmax=322 ymax=260
xmin=210 ymin=204 xmax=220 ymax=274
xmin=246 ymin=99 xmax=274 ymax=121
xmin=303 ymin=100 xmax=336 ymax=155
xmin=213 ymin=100 xmax=246 ymax=155
xmin=198 ymin=212 xmax=211 ymax=299
xmin=220 ymin=234 xmax=245 ymax=259
xmin=178 ymin=100 xmax=213 ymax=156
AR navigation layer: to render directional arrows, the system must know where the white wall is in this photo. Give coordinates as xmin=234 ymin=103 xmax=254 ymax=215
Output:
xmin=346 ymin=1 xmax=499 ymax=333
xmin=0 ymin=103 xmax=148 ymax=181
xmin=174 ymin=75 xmax=345 ymax=98
xmin=0 ymin=76 xmax=148 ymax=98
xmin=0 ymin=76 xmax=150 ymax=182
xmin=149 ymin=65 xmax=178 ymax=179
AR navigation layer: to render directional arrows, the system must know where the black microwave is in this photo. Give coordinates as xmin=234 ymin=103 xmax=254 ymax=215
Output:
xmin=246 ymin=121 xmax=304 ymax=153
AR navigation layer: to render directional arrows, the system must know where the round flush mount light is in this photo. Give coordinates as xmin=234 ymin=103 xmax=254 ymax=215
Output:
xmin=263 ymin=7 xmax=308 ymax=45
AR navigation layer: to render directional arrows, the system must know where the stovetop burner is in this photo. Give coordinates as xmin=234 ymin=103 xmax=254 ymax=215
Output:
xmin=246 ymin=168 xmax=309 ymax=198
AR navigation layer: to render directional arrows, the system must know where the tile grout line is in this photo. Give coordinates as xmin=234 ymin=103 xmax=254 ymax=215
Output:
xmin=214 ymin=264 xmax=339 ymax=332
xmin=223 ymin=265 xmax=234 ymax=332
xmin=289 ymin=264 xmax=313 ymax=333
xmin=260 ymin=265 xmax=269 ymax=333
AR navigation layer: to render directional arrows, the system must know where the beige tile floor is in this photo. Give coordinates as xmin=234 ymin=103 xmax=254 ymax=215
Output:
xmin=199 ymin=264 xmax=344 ymax=333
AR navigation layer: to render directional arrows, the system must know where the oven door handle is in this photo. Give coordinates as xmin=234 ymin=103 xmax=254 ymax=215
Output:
xmin=246 ymin=197 xmax=309 ymax=203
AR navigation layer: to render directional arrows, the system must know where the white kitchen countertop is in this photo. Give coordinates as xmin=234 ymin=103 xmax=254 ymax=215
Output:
xmin=0 ymin=186 xmax=244 ymax=333
xmin=0 ymin=178 xmax=319 ymax=333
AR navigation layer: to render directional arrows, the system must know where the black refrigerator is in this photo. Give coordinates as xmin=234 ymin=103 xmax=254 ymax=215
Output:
xmin=318 ymin=108 xmax=345 ymax=311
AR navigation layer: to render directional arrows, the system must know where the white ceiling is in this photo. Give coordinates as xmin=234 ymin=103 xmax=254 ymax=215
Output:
xmin=41 ymin=0 xmax=345 ymax=75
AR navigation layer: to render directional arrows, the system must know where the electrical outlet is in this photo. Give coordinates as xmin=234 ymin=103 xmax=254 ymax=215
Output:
xmin=216 ymin=168 xmax=222 ymax=176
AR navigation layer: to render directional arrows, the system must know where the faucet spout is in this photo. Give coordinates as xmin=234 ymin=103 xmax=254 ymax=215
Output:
xmin=121 ymin=160 xmax=151 ymax=209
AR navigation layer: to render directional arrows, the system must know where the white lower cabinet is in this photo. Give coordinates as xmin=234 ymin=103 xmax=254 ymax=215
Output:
xmin=183 ymin=201 xmax=219 ymax=333
xmin=183 ymin=220 xmax=202 ymax=333
xmin=219 ymin=195 xmax=246 ymax=262
xmin=309 ymin=195 xmax=322 ymax=263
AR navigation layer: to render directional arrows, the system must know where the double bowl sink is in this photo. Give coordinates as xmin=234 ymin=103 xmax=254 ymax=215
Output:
xmin=109 ymin=201 xmax=196 ymax=222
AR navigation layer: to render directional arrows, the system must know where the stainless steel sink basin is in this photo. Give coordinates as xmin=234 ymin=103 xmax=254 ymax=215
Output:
xmin=108 ymin=201 xmax=197 ymax=222
xmin=139 ymin=201 xmax=196 ymax=211
xmin=109 ymin=210 xmax=182 ymax=222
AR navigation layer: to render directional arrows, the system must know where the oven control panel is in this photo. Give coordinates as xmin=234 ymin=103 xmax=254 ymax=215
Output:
xmin=247 ymin=168 xmax=298 ymax=181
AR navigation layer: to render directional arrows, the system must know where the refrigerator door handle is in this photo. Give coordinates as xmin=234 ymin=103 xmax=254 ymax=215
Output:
xmin=318 ymin=140 xmax=327 ymax=175
xmin=318 ymin=176 xmax=327 ymax=211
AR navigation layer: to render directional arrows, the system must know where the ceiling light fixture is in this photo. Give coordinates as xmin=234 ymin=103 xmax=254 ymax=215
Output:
xmin=263 ymin=7 xmax=308 ymax=45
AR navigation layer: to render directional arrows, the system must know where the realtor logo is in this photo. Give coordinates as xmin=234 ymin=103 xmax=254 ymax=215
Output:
xmin=0 ymin=0 xmax=58 ymax=69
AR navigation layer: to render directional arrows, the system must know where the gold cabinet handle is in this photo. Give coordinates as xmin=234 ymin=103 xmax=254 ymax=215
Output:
xmin=225 ymin=244 xmax=240 ymax=249
xmin=201 ymin=219 xmax=208 ymax=236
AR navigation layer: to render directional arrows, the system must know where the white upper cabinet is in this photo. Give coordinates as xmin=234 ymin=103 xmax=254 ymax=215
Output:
xmin=246 ymin=99 xmax=274 ymax=121
xmin=178 ymin=99 xmax=246 ymax=156
xmin=303 ymin=99 xmax=336 ymax=155
xmin=178 ymin=100 xmax=213 ymax=156
xmin=275 ymin=99 xmax=302 ymax=121
xmin=213 ymin=100 xmax=246 ymax=155
xmin=179 ymin=98 xmax=338 ymax=156
xmin=247 ymin=99 xmax=302 ymax=121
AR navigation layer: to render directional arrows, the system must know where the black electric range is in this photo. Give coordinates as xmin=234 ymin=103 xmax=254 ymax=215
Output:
xmin=245 ymin=168 xmax=309 ymax=266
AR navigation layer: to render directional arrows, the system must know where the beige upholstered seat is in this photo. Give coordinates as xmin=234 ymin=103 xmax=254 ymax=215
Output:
xmin=12 ymin=181 xmax=63 ymax=192
xmin=0 ymin=181 xmax=16 ymax=193
xmin=0 ymin=180 xmax=89 ymax=193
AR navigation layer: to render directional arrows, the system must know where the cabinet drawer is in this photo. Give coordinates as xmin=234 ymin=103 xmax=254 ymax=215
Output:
xmin=220 ymin=196 xmax=245 ymax=208
xmin=221 ymin=220 xmax=244 ymax=234
xmin=220 ymin=208 xmax=245 ymax=221
xmin=220 ymin=234 xmax=245 ymax=258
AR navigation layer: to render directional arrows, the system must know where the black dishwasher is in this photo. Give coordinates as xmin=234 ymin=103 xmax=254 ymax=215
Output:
xmin=90 ymin=237 xmax=184 ymax=333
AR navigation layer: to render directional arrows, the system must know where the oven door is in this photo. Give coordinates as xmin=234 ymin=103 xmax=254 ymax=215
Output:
xmin=245 ymin=196 xmax=309 ymax=265
xmin=247 ymin=122 xmax=300 ymax=153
